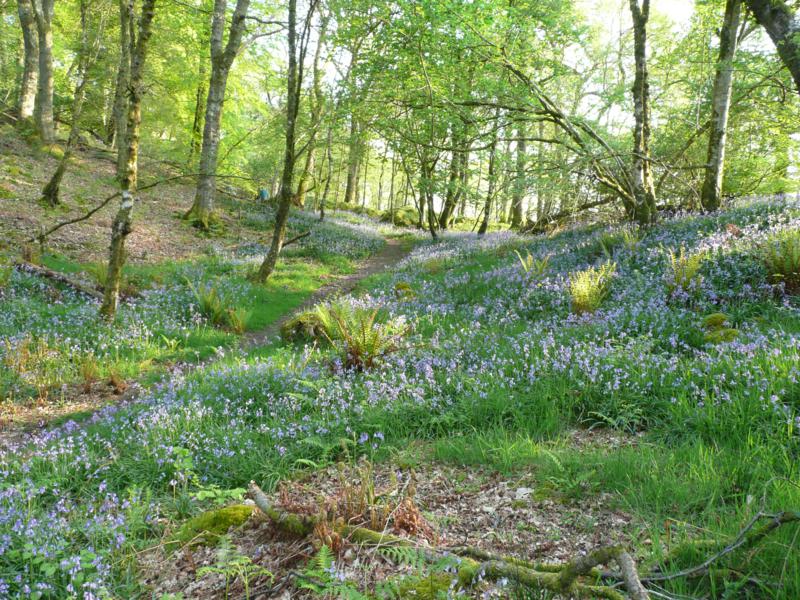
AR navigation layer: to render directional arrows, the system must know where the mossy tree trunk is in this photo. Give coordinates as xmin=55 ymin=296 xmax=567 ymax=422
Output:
xmin=107 ymin=0 xmax=133 ymax=163
xmin=100 ymin=0 xmax=157 ymax=319
xmin=745 ymin=0 xmax=800 ymax=95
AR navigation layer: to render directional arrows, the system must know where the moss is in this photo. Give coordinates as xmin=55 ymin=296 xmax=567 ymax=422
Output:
xmin=704 ymin=328 xmax=738 ymax=344
xmin=395 ymin=572 xmax=455 ymax=598
xmin=380 ymin=206 xmax=418 ymax=227
xmin=280 ymin=310 xmax=326 ymax=342
xmin=0 ymin=184 xmax=14 ymax=199
xmin=173 ymin=504 xmax=254 ymax=548
xmin=703 ymin=313 xmax=730 ymax=330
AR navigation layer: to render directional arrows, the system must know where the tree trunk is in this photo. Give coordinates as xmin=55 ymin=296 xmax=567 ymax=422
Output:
xmin=256 ymin=0 xmax=302 ymax=282
xmin=745 ymin=0 xmax=800 ymax=95
xmin=511 ymin=123 xmax=526 ymax=228
xmin=31 ymin=0 xmax=54 ymax=143
xmin=700 ymin=0 xmax=742 ymax=212
xmin=186 ymin=0 xmax=251 ymax=230
xmin=41 ymin=0 xmax=98 ymax=207
xmin=342 ymin=116 xmax=360 ymax=205
xmin=187 ymin=43 xmax=208 ymax=165
xmin=438 ymin=142 xmax=460 ymax=229
xmin=320 ymin=125 xmax=333 ymax=220
xmin=16 ymin=0 xmax=38 ymax=120
xmin=629 ymin=0 xmax=657 ymax=225
xmin=100 ymin=0 xmax=157 ymax=319
xmin=295 ymin=11 xmax=328 ymax=209
xmin=478 ymin=112 xmax=500 ymax=235
xmin=108 ymin=0 xmax=132 ymax=156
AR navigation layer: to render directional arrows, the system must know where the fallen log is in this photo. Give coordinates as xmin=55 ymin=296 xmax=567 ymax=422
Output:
xmin=14 ymin=262 xmax=103 ymax=301
xmin=247 ymin=481 xmax=647 ymax=599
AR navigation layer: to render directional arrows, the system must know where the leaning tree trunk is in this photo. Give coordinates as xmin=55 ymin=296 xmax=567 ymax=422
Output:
xmin=511 ymin=122 xmax=526 ymax=229
xmin=16 ymin=0 xmax=38 ymax=121
xmin=746 ymin=0 xmax=800 ymax=95
xmin=701 ymin=0 xmax=742 ymax=212
xmin=31 ymin=0 xmax=54 ymax=144
xmin=256 ymin=0 xmax=301 ymax=282
xmin=40 ymin=0 xmax=97 ymax=207
xmin=100 ymin=0 xmax=157 ymax=319
xmin=186 ymin=0 xmax=251 ymax=230
xmin=107 ymin=0 xmax=133 ymax=158
xmin=629 ymin=0 xmax=657 ymax=225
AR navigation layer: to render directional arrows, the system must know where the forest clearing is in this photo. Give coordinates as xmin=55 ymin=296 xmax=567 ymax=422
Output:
xmin=2 ymin=0 xmax=800 ymax=598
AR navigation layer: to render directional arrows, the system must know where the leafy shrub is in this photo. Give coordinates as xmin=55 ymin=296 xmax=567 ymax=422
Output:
xmin=666 ymin=247 xmax=705 ymax=295
xmin=225 ymin=307 xmax=253 ymax=334
xmin=188 ymin=280 xmax=227 ymax=326
xmin=569 ymin=261 xmax=616 ymax=314
xmin=514 ymin=250 xmax=550 ymax=276
xmin=760 ymin=229 xmax=800 ymax=294
xmin=394 ymin=281 xmax=415 ymax=299
xmin=318 ymin=304 xmax=408 ymax=371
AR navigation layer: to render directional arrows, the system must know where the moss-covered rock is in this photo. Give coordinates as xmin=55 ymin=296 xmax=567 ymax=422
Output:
xmin=173 ymin=504 xmax=254 ymax=548
xmin=380 ymin=206 xmax=418 ymax=228
xmin=394 ymin=281 xmax=415 ymax=300
xmin=703 ymin=313 xmax=730 ymax=330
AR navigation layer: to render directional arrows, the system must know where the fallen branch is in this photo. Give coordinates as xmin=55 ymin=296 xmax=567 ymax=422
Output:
xmin=14 ymin=262 xmax=103 ymax=300
xmin=283 ymin=231 xmax=311 ymax=247
xmin=247 ymin=482 xmax=646 ymax=599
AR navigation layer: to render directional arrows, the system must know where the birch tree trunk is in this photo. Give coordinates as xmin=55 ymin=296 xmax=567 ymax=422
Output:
xmin=700 ymin=0 xmax=742 ymax=212
xmin=629 ymin=0 xmax=657 ymax=225
xmin=100 ymin=0 xmax=157 ymax=319
xmin=186 ymin=0 xmax=251 ymax=230
xmin=31 ymin=0 xmax=54 ymax=143
xmin=745 ymin=0 xmax=800 ymax=95
xmin=16 ymin=0 xmax=38 ymax=120
xmin=256 ymin=0 xmax=304 ymax=282
xmin=107 ymin=0 xmax=132 ymax=157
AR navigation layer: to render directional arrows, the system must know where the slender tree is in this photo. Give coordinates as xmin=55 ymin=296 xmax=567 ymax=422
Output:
xmin=701 ymin=0 xmax=743 ymax=212
xmin=100 ymin=0 xmax=157 ymax=319
xmin=511 ymin=122 xmax=526 ymax=228
xmin=256 ymin=0 xmax=315 ymax=282
xmin=185 ymin=0 xmax=251 ymax=230
xmin=629 ymin=0 xmax=657 ymax=224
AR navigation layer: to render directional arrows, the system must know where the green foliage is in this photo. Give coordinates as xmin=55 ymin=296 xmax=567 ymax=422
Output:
xmin=394 ymin=281 xmax=416 ymax=299
xmin=0 ymin=264 xmax=12 ymax=291
xmin=196 ymin=536 xmax=272 ymax=599
xmin=569 ymin=261 xmax=616 ymax=314
xmin=760 ymin=229 xmax=800 ymax=294
xmin=514 ymin=250 xmax=550 ymax=276
xmin=667 ymin=247 xmax=706 ymax=295
xmin=281 ymin=309 xmax=327 ymax=342
xmin=318 ymin=304 xmax=409 ymax=371
xmin=380 ymin=206 xmax=418 ymax=228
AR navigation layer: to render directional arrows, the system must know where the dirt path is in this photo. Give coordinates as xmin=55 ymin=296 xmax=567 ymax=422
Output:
xmin=241 ymin=237 xmax=410 ymax=349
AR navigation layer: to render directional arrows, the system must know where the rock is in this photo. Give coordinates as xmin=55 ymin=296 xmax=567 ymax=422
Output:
xmin=515 ymin=487 xmax=534 ymax=500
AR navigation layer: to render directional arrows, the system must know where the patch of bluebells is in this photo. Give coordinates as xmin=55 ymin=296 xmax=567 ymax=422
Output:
xmin=3 ymin=196 xmax=800 ymax=595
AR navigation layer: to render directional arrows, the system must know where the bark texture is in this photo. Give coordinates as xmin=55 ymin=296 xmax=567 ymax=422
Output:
xmin=511 ymin=123 xmax=526 ymax=228
xmin=629 ymin=0 xmax=657 ymax=225
xmin=701 ymin=0 xmax=742 ymax=212
xmin=745 ymin=0 xmax=800 ymax=95
xmin=16 ymin=0 xmax=38 ymax=120
xmin=478 ymin=114 xmax=499 ymax=235
xmin=31 ymin=0 xmax=54 ymax=143
xmin=186 ymin=0 xmax=251 ymax=229
xmin=100 ymin=0 xmax=157 ymax=319
xmin=342 ymin=116 xmax=361 ymax=205
xmin=108 ymin=0 xmax=133 ymax=160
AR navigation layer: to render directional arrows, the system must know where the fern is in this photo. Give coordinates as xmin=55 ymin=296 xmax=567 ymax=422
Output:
xmin=378 ymin=545 xmax=428 ymax=569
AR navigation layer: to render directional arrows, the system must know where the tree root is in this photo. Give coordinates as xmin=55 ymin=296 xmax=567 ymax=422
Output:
xmin=248 ymin=481 xmax=646 ymax=599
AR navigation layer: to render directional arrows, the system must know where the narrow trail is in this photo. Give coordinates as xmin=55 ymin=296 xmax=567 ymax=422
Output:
xmin=0 ymin=237 xmax=411 ymax=452
xmin=242 ymin=237 xmax=410 ymax=349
